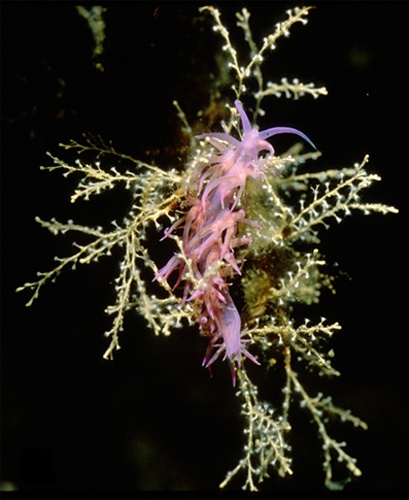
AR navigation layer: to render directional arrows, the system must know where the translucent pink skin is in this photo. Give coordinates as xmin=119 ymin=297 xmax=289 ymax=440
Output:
xmin=156 ymin=100 xmax=314 ymax=384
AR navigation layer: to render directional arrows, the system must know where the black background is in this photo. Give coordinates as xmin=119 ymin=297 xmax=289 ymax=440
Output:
xmin=2 ymin=1 xmax=408 ymax=492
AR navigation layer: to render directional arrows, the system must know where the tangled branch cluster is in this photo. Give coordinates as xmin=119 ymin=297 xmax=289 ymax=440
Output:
xmin=17 ymin=5 xmax=398 ymax=491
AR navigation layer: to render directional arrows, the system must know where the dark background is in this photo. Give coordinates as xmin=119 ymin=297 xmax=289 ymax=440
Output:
xmin=2 ymin=1 xmax=408 ymax=492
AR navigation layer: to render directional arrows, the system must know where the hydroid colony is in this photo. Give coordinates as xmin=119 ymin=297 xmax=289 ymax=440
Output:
xmin=17 ymin=6 xmax=398 ymax=490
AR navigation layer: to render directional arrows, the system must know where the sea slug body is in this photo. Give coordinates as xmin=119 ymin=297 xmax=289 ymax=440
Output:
xmin=157 ymin=100 xmax=314 ymax=383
